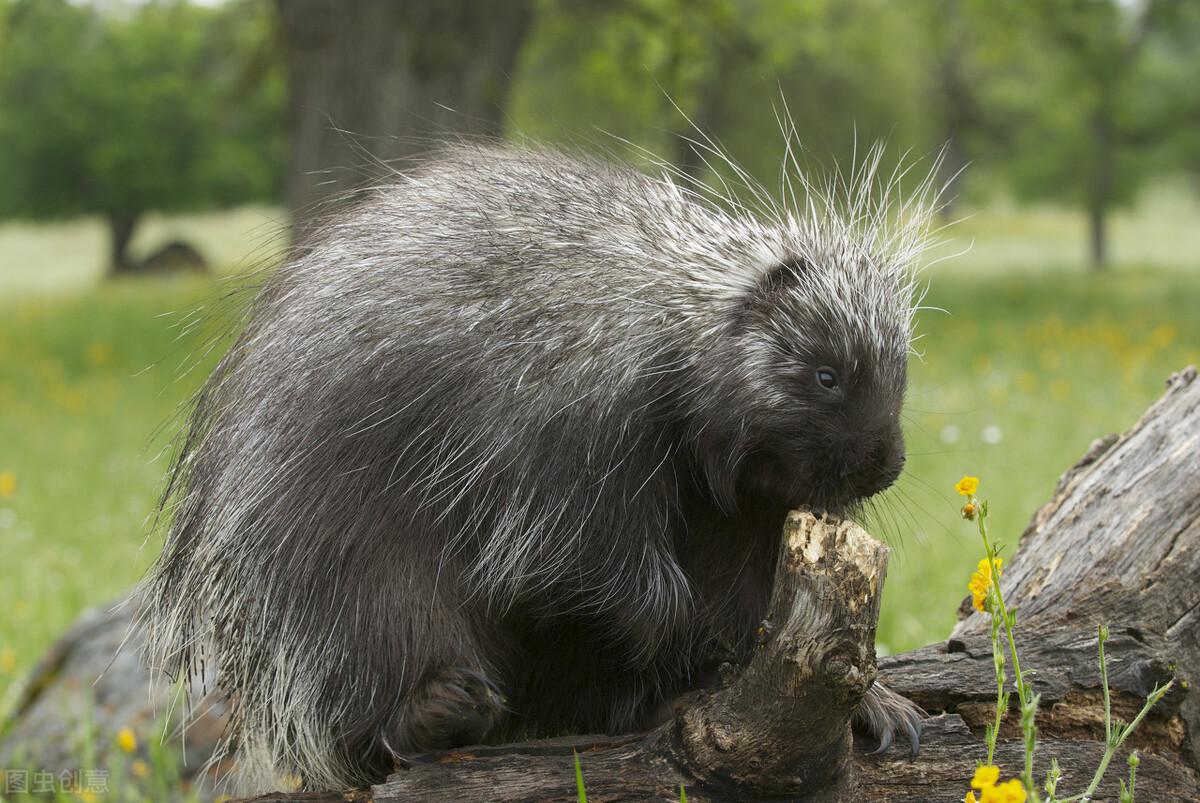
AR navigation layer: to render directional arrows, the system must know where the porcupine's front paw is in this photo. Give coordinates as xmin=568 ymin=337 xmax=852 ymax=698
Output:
xmin=396 ymin=667 xmax=507 ymax=753
xmin=853 ymin=680 xmax=924 ymax=758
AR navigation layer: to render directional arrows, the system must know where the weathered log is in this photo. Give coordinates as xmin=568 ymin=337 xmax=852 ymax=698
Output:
xmin=0 ymin=601 xmax=239 ymax=801
xmin=876 ymin=365 xmax=1200 ymax=799
xmin=143 ymin=365 xmax=1195 ymax=801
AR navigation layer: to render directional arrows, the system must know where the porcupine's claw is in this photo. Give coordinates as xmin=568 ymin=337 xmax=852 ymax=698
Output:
xmin=854 ymin=680 xmax=924 ymax=759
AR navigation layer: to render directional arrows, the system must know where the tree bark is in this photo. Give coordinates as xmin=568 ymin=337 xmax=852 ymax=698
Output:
xmin=274 ymin=0 xmax=533 ymax=236
xmin=236 ymin=366 xmax=1200 ymax=802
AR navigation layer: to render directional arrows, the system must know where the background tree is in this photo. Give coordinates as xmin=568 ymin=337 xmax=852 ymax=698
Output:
xmin=274 ymin=0 xmax=533 ymax=234
xmin=511 ymin=0 xmax=935 ymax=206
xmin=0 ymin=0 xmax=285 ymax=275
xmin=988 ymin=0 xmax=1193 ymax=270
xmin=913 ymin=0 xmax=1003 ymax=214
xmin=1141 ymin=1 xmax=1200 ymax=194
xmin=2 ymin=0 xmax=1199 ymax=273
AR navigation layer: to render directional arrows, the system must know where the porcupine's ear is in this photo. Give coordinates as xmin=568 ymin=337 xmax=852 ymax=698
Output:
xmin=757 ymin=255 xmax=812 ymax=295
xmin=735 ymin=255 xmax=811 ymax=328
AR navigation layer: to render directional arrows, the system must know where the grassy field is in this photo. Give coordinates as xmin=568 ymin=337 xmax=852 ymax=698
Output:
xmin=0 ymin=205 xmax=286 ymax=298
xmin=876 ymin=268 xmax=1199 ymax=650
xmin=0 ymin=198 xmax=1198 ymax=794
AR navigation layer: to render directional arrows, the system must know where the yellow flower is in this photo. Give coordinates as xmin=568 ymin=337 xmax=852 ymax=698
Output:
xmin=116 ymin=726 xmax=137 ymax=753
xmin=0 ymin=646 xmax=15 ymax=673
xmin=0 ymin=471 xmax=15 ymax=498
xmin=84 ymin=340 xmax=113 ymax=367
xmin=955 ymin=476 xmax=980 ymax=497
xmin=1148 ymin=324 xmax=1176 ymax=350
xmin=131 ymin=759 xmax=150 ymax=778
xmin=971 ymin=764 xmax=1001 ymax=789
xmin=968 ymin=558 xmax=1002 ymax=613
xmin=967 ymin=764 xmax=1025 ymax=802
xmin=980 ymin=779 xmax=1027 ymax=803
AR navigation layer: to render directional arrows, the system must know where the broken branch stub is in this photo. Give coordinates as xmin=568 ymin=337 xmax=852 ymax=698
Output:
xmin=678 ymin=512 xmax=889 ymax=798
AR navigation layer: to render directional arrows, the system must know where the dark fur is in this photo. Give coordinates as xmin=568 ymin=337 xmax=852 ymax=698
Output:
xmin=142 ymin=143 xmax=923 ymax=790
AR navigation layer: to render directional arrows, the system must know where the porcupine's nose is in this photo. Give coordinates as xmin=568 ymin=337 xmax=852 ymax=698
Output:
xmin=847 ymin=429 xmax=905 ymax=499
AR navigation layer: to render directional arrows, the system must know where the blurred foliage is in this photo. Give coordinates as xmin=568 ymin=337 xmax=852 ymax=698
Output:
xmin=510 ymin=0 xmax=1200 ymax=268
xmin=969 ymin=0 xmax=1200 ymax=264
xmin=0 ymin=0 xmax=284 ymax=269
xmin=0 ymin=0 xmax=1199 ymax=270
xmin=511 ymin=0 xmax=934 ymax=188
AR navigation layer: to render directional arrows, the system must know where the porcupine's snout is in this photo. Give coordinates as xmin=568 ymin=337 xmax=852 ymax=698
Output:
xmin=842 ymin=422 xmax=905 ymax=500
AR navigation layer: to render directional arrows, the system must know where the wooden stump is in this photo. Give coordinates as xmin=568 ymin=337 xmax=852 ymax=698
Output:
xmin=240 ymin=367 xmax=1200 ymax=802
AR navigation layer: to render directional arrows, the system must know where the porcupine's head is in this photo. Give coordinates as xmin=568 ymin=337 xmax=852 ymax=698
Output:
xmin=699 ymin=146 xmax=940 ymax=516
xmin=734 ymin=252 xmax=912 ymax=514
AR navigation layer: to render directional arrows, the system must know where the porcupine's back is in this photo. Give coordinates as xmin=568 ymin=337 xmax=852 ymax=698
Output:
xmin=140 ymin=143 xmax=789 ymax=789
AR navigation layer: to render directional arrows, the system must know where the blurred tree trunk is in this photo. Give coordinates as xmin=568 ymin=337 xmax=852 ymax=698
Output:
xmin=106 ymin=213 xmax=138 ymax=276
xmin=274 ymin=0 xmax=533 ymax=237
xmin=1028 ymin=0 xmax=1177 ymax=274
xmin=672 ymin=70 xmax=726 ymax=183
xmin=1088 ymin=91 xmax=1116 ymax=271
xmin=1087 ymin=201 xmax=1108 ymax=271
xmin=666 ymin=6 xmax=757 ymax=185
xmin=931 ymin=0 xmax=973 ymax=216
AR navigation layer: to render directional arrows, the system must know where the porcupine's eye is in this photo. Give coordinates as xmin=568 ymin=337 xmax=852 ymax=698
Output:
xmin=815 ymin=366 xmax=839 ymax=391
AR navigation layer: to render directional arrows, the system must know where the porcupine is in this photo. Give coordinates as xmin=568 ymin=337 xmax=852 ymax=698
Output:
xmin=140 ymin=140 xmax=935 ymax=791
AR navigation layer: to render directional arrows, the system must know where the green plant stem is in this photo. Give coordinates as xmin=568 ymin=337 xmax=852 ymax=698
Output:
xmin=574 ymin=750 xmax=588 ymax=803
xmin=1058 ymin=681 xmax=1173 ymax=802
xmin=977 ymin=500 xmax=1041 ymax=802
xmin=968 ymin=489 xmax=1173 ymax=803
xmin=986 ymin=607 xmax=1007 ymax=767
xmin=1099 ymin=628 xmax=1112 ymax=745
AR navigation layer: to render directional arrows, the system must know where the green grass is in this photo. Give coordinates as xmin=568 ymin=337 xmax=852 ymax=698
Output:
xmin=0 ymin=278 xmax=235 ymax=686
xmin=874 ymin=267 xmax=1200 ymax=652
xmin=0 ymin=201 xmax=1198 ymax=796
xmin=0 ymin=205 xmax=285 ymax=299
xmin=925 ymin=180 xmax=1200 ymax=276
